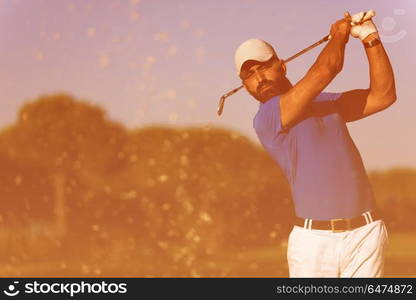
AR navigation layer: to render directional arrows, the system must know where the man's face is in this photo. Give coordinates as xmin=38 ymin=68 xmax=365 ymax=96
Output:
xmin=240 ymin=56 xmax=285 ymax=102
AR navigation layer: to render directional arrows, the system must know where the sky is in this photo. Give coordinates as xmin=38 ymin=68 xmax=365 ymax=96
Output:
xmin=0 ymin=0 xmax=415 ymax=170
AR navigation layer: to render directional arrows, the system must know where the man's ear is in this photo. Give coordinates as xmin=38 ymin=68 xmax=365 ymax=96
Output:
xmin=280 ymin=60 xmax=287 ymax=75
xmin=241 ymin=79 xmax=247 ymax=89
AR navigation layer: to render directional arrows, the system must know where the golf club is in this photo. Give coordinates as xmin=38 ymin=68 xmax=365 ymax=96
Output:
xmin=217 ymin=11 xmax=374 ymax=116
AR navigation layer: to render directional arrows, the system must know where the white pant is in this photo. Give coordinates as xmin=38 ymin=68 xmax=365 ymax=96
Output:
xmin=287 ymin=220 xmax=389 ymax=277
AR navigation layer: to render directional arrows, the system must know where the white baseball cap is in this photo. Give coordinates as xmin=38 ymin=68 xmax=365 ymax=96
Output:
xmin=234 ymin=38 xmax=276 ymax=76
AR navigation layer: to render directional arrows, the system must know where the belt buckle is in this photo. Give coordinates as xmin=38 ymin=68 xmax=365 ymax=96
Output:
xmin=330 ymin=218 xmax=350 ymax=232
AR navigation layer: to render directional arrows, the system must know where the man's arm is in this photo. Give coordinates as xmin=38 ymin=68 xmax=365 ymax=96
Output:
xmin=280 ymin=18 xmax=350 ymax=129
xmin=337 ymin=16 xmax=397 ymax=122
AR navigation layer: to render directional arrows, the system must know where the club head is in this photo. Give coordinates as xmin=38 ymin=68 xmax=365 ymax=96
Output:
xmin=217 ymin=86 xmax=244 ymax=116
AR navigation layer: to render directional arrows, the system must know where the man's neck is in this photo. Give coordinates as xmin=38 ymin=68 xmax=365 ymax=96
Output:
xmin=275 ymin=78 xmax=293 ymax=96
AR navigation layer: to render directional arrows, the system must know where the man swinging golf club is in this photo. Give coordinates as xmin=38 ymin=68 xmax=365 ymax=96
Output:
xmin=233 ymin=10 xmax=396 ymax=277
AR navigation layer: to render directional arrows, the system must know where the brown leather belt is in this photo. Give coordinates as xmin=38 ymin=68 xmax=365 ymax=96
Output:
xmin=294 ymin=211 xmax=379 ymax=232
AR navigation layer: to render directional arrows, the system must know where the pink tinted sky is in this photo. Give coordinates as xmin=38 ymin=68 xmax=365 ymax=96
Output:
xmin=0 ymin=0 xmax=414 ymax=170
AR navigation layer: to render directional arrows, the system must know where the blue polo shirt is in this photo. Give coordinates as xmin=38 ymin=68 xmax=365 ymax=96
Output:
xmin=253 ymin=92 xmax=375 ymax=220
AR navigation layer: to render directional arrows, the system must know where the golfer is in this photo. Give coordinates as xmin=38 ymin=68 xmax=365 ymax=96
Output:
xmin=234 ymin=11 xmax=396 ymax=277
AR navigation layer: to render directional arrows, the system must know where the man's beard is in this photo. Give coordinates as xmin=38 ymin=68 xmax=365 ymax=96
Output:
xmin=250 ymin=80 xmax=279 ymax=102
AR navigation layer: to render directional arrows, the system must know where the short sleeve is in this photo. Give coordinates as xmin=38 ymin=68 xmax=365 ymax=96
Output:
xmin=253 ymin=97 xmax=287 ymax=141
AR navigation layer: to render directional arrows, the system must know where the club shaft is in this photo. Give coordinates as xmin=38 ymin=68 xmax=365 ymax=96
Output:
xmin=283 ymin=35 xmax=330 ymax=64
